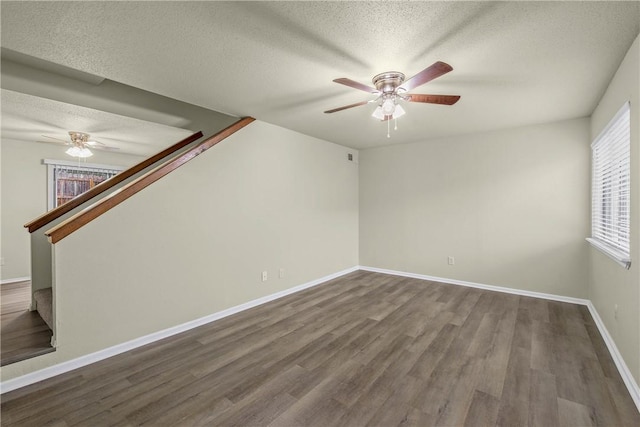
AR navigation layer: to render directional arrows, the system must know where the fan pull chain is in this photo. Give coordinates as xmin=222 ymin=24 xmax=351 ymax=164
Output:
xmin=394 ymin=117 xmax=398 ymax=131
xmin=387 ymin=119 xmax=390 ymax=138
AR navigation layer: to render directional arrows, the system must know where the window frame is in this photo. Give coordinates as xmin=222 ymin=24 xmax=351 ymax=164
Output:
xmin=586 ymin=102 xmax=631 ymax=269
xmin=43 ymin=159 xmax=125 ymax=211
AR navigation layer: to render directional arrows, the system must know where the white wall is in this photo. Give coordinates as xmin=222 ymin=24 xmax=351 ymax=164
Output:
xmin=360 ymin=118 xmax=590 ymax=298
xmin=589 ymin=35 xmax=640 ymax=385
xmin=0 ymin=120 xmax=359 ymax=381
xmin=0 ymin=139 xmax=144 ymax=280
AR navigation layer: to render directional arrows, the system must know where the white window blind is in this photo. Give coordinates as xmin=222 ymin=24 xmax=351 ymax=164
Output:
xmin=588 ymin=102 xmax=631 ymax=268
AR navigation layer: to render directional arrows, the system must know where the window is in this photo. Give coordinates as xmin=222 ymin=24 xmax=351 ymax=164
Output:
xmin=44 ymin=159 xmax=124 ymax=210
xmin=587 ymin=102 xmax=631 ymax=269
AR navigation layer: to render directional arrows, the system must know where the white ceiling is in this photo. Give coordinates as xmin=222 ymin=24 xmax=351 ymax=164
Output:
xmin=1 ymin=1 xmax=639 ymax=150
xmin=1 ymin=89 xmax=194 ymax=157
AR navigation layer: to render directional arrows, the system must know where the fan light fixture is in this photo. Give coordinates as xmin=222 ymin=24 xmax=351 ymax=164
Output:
xmin=65 ymin=146 xmax=93 ymax=158
xmin=371 ymin=93 xmax=406 ymax=138
xmin=66 ymin=131 xmax=94 ymax=158
xmin=371 ymin=102 xmax=406 ymax=120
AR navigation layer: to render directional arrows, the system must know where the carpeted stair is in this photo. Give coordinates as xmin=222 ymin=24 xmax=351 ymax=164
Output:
xmin=33 ymin=287 xmax=53 ymax=330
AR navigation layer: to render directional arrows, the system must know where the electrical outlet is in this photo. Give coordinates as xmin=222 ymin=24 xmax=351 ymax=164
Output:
xmin=448 ymin=256 xmax=455 ymax=265
xmin=279 ymin=268 xmax=285 ymax=278
xmin=262 ymin=271 xmax=268 ymax=282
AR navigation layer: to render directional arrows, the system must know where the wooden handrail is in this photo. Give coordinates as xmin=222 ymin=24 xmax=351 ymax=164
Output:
xmin=45 ymin=117 xmax=255 ymax=244
xmin=25 ymin=131 xmax=204 ymax=233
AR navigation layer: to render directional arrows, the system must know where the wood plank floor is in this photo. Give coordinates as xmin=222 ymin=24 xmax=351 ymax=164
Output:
xmin=1 ymin=271 xmax=638 ymax=426
xmin=1 ymin=281 xmax=54 ymax=366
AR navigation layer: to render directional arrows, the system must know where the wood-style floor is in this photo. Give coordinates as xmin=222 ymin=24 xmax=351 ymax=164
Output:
xmin=1 ymin=271 xmax=638 ymax=426
xmin=1 ymin=281 xmax=53 ymax=366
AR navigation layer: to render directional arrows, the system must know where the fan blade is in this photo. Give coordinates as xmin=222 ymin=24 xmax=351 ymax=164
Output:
xmin=407 ymin=94 xmax=460 ymax=105
xmin=333 ymin=78 xmax=378 ymax=94
xmin=36 ymin=140 xmax=67 ymax=146
xmin=85 ymin=140 xmax=120 ymax=150
xmin=41 ymin=134 xmax=69 ymax=143
xmin=324 ymin=101 xmax=370 ymax=114
xmin=399 ymin=62 xmax=453 ymax=92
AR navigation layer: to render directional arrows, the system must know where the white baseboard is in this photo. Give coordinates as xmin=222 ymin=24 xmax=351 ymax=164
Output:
xmin=358 ymin=265 xmax=640 ymax=412
xmin=358 ymin=266 xmax=589 ymax=305
xmin=1 ymin=277 xmax=31 ymax=285
xmin=587 ymin=301 xmax=640 ymax=410
xmin=0 ymin=266 xmax=359 ymax=394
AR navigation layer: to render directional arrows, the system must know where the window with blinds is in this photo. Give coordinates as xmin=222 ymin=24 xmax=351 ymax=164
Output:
xmin=587 ymin=102 xmax=631 ymax=269
xmin=44 ymin=159 xmax=125 ymax=210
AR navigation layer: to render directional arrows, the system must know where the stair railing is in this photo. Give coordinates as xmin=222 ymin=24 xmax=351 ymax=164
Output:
xmin=45 ymin=117 xmax=255 ymax=243
xmin=25 ymin=131 xmax=204 ymax=233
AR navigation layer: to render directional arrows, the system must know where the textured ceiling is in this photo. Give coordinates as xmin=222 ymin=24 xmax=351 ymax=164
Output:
xmin=1 ymin=89 xmax=193 ymax=157
xmin=1 ymin=1 xmax=639 ymax=150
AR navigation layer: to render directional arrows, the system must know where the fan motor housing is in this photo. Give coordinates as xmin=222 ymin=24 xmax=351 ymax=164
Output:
xmin=69 ymin=131 xmax=90 ymax=144
xmin=372 ymin=72 xmax=405 ymax=93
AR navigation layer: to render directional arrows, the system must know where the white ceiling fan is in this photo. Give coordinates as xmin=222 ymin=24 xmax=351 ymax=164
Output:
xmin=38 ymin=131 xmax=120 ymax=158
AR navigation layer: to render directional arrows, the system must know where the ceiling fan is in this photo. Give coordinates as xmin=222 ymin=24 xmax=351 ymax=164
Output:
xmin=38 ymin=131 xmax=120 ymax=158
xmin=324 ymin=61 xmax=460 ymax=137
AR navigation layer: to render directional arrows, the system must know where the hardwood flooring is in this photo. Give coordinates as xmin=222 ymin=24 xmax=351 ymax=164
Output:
xmin=1 ymin=271 xmax=638 ymax=426
xmin=1 ymin=281 xmax=54 ymax=366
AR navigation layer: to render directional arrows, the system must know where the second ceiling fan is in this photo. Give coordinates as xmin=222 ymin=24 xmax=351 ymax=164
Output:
xmin=39 ymin=131 xmax=120 ymax=158
xmin=325 ymin=61 xmax=460 ymax=137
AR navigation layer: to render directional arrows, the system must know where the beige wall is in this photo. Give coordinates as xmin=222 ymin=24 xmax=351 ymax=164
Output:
xmin=360 ymin=118 xmax=590 ymax=298
xmin=0 ymin=139 xmax=144 ymax=280
xmin=589 ymin=35 xmax=640 ymax=384
xmin=0 ymin=120 xmax=359 ymax=380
